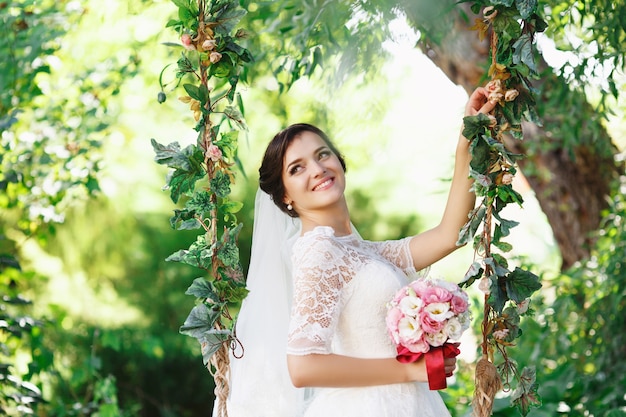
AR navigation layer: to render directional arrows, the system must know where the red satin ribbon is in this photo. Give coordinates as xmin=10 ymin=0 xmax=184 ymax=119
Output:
xmin=396 ymin=343 xmax=460 ymax=390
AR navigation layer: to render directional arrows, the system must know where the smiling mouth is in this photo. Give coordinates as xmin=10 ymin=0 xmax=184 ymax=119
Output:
xmin=313 ymin=178 xmax=333 ymax=191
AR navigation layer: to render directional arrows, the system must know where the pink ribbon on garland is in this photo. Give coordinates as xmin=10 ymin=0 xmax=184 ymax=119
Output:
xmin=396 ymin=342 xmax=461 ymax=390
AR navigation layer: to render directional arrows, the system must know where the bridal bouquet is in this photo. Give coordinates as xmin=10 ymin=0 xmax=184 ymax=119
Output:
xmin=386 ymin=277 xmax=471 ymax=390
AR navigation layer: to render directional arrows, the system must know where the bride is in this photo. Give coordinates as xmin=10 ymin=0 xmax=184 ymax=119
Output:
xmin=222 ymin=87 xmax=495 ymax=416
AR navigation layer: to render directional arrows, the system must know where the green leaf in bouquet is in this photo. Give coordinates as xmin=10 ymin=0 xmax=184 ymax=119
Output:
xmin=504 ymin=267 xmax=542 ymax=302
xmin=511 ymin=366 xmax=542 ymax=416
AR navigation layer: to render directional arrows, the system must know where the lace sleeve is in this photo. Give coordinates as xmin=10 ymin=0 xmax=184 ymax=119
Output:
xmin=365 ymin=236 xmax=417 ymax=275
xmin=286 ymin=231 xmax=356 ymax=355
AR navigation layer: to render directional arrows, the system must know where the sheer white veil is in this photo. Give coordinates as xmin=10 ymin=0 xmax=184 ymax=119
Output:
xmin=216 ymin=188 xmax=305 ymax=417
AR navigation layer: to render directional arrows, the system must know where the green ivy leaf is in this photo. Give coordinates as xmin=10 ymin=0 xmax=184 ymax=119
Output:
xmin=460 ymin=261 xmax=484 ymax=288
xmin=488 ymin=275 xmax=508 ymax=313
xmin=210 ymin=1 xmax=247 ymax=35
xmin=511 ymin=366 xmax=542 ymax=416
xmin=167 ymin=167 xmax=205 ymax=203
xmin=515 ymin=0 xmax=537 ymax=20
xmin=492 ymin=239 xmax=513 ymax=252
xmin=457 ymin=205 xmax=486 ymax=246
xmin=462 ymin=113 xmax=491 ymax=139
xmin=200 ymin=330 xmax=232 ymax=365
xmin=224 ymin=104 xmax=248 ymax=130
xmin=185 ymin=277 xmax=220 ymax=302
xmin=504 ymin=267 xmax=542 ymax=302
xmin=469 ymin=135 xmax=492 ymax=173
xmin=170 ymin=208 xmax=195 ymax=229
xmin=152 ymin=139 xmax=191 ymax=170
xmin=187 ymin=190 xmax=214 ymax=213
xmin=512 ymin=33 xmax=538 ymax=74
xmin=494 ymin=211 xmax=519 ymax=237
xmin=179 ymin=303 xmax=220 ymax=339
xmin=491 ymin=0 xmax=515 ymax=6
xmin=210 ymin=170 xmax=231 ymax=198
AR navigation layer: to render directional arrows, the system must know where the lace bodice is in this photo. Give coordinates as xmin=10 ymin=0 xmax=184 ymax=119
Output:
xmin=286 ymin=226 xmax=416 ymax=358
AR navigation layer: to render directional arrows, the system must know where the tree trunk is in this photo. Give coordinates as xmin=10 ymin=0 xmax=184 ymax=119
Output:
xmin=402 ymin=2 xmax=622 ymax=270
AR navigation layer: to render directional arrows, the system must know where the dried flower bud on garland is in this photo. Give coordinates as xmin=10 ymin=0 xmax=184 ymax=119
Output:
xmin=458 ymin=1 xmax=547 ymax=416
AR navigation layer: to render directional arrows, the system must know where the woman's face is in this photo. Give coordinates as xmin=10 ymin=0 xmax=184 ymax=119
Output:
xmin=281 ymin=130 xmax=346 ymax=216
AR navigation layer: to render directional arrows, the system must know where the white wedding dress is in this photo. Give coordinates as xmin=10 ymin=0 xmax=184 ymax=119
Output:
xmin=286 ymin=226 xmax=451 ymax=417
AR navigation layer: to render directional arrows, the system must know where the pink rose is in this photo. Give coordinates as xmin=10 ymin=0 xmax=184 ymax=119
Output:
xmin=409 ymin=279 xmax=429 ymax=297
xmin=181 ymin=34 xmax=196 ymax=51
xmin=403 ymin=336 xmax=430 ymax=354
xmin=420 ymin=310 xmax=445 ymax=334
xmin=202 ymin=39 xmax=217 ymax=51
xmin=392 ymin=287 xmax=408 ymax=304
xmin=450 ymin=294 xmax=469 ymax=314
xmin=485 ymin=79 xmax=502 ymax=94
xmin=208 ymin=144 xmax=222 ymax=162
xmin=386 ymin=306 xmax=403 ymax=343
xmin=420 ymin=286 xmax=453 ymax=304
xmin=209 ymin=51 xmax=222 ymax=64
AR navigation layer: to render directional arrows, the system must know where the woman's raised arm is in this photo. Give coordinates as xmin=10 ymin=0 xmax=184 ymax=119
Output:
xmin=409 ymin=87 xmax=496 ymax=271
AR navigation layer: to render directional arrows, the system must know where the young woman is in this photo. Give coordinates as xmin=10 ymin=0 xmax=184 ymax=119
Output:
xmin=224 ymin=87 xmax=496 ymax=417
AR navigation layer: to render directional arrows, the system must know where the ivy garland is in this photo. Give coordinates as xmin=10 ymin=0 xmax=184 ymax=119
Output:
xmin=457 ymin=1 xmax=545 ymax=416
xmin=150 ymin=1 xmax=252 ymax=416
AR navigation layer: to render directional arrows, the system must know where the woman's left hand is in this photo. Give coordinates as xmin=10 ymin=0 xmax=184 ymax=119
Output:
xmin=465 ymin=86 xmax=497 ymax=117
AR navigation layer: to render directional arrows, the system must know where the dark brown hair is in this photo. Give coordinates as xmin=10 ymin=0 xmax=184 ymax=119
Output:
xmin=259 ymin=123 xmax=346 ymax=217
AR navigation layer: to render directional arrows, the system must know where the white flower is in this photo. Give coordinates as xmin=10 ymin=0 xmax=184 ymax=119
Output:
xmin=444 ymin=317 xmax=464 ymax=340
xmin=398 ymin=315 xmax=422 ymax=341
xmin=399 ymin=294 xmax=423 ymax=317
xmin=424 ymin=302 xmax=454 ymax=322
xmin=425 ymin=330 xmax=448 ymax=347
